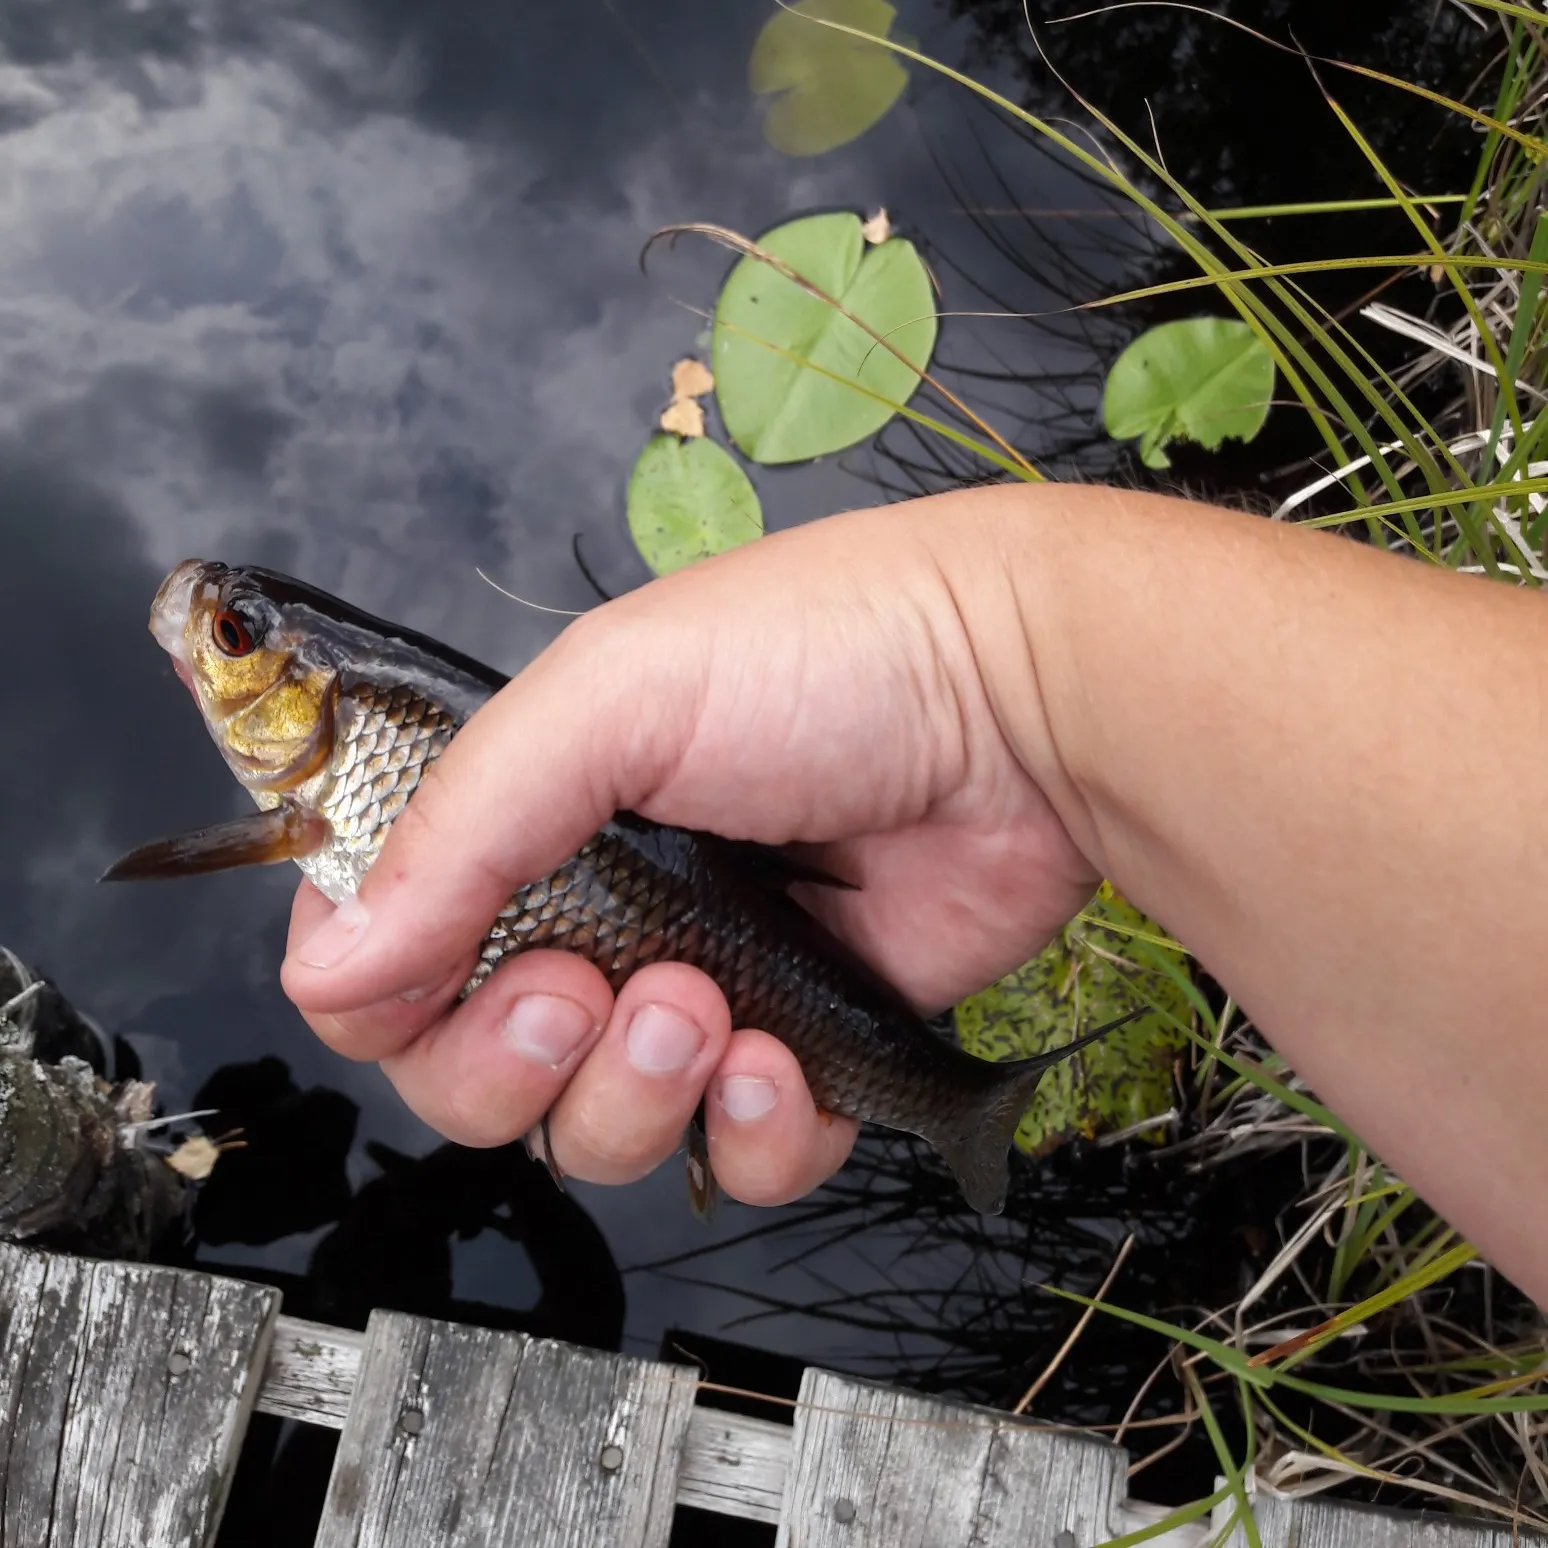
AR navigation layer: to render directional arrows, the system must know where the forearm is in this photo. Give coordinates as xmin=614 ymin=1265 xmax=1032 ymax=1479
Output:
xmin=951 ymin=482 xmax=1548 ymax=1299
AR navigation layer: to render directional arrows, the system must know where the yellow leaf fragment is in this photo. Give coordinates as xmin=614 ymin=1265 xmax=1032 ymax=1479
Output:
xmin=670 ymin=357 xmax=715 ymax=400
xmin=659 ymin=398 xmax=706 ymax=438
xmin=166 ymin=1134 xmax=223 ymax=1180
xmin=860 ymin=206 xmax=892 ymax=244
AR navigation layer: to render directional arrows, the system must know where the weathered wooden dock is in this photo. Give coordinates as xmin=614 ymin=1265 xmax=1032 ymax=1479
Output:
xmin=0 ymin=1242 xmax=1531 ymax=1546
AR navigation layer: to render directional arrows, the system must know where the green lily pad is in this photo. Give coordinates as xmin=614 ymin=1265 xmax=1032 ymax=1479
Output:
xmin=627 ymin=434 xmax=764 ymax=576
xmin=712 ymin=211 xmax=937 ymax=465
xmin=749 ymin=0 xmax=908 ymax=157
xmin=1103 ymin=317 xmax=1275 ymax=469
xmin=954 ymin=884 xmax=1190 ymax=1157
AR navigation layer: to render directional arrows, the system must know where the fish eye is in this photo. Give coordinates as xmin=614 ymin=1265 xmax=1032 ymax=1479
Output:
xmin=212 ymin=607 xmax=257 ymax=657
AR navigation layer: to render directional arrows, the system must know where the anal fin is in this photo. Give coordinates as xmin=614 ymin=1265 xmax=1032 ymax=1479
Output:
xmin=685 ymin=1101 xmax=718 ymax=1222
xmin=937 ymin=1007 xmax=1148 ymax=1215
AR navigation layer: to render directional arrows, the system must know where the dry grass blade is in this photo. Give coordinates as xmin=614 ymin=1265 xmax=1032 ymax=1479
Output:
xmin=1014 ymin=1234 xmax=1135 ymax=1415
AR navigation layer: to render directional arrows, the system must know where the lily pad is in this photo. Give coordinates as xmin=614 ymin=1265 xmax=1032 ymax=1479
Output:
xmin=749 ymin=0 xmax=908 ymax=157
xmin=627 ymin=434 xmax=763 ymax=576
xmin=712 ymin=211 xmax=937 ymax=464
xmin=1103 ymin=317 xmax=1275 ymax=469
xmin=954 ymin=885 xmax=1190 ymax=1157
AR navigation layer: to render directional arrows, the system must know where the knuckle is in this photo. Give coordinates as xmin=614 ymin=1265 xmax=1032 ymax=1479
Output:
xmin=555 ymin=1091 xmax=678 ymax=1183
xmin=722 ymin=1154 xmax=806 ymax=1208
xmin=305 ymin=1009 xmax=385 ymax=1062
xmin=439 ymin=1078 xmax=527 ymax=1149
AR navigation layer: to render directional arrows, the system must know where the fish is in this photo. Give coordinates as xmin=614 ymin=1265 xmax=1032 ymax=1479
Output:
xmin=102 ymin=559 xmax=1140 ymax=1215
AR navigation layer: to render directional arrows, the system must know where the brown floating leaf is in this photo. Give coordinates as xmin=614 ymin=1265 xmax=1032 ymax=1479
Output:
xmin=670 ymin=357 xmax=715 ymax=400
xmin=860 ymin=206 xmax=892 ymax=244
xmin=659 ymin=397 xmax=706 ymax=438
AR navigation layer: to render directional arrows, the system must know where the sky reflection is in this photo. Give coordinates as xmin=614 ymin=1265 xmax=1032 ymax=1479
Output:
xmin=0 ymin=0 xmax=1154 ymax=1379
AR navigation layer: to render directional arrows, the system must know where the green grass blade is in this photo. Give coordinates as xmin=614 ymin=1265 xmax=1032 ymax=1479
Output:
xmin=1071 ymin=910 xmax=1189 ymax=952
xmin=1084 ymin=252 xmax=1548 ymax=307
xmin=1201 ymin=195 xmax=1466 ymax=221
xmin=1328 ymin=1184 xmax=1419 ymax=1300
xmin=1272 ymin=1243 xmax=1479 ymax=1373
xmin=1274 ymin=1371 xmax=1548 ymax=1415
xmin=1300 ymin=476 xmax=1548 ymax=529
xmin=1177 ymin=1028 xmax=1361 ymax=1147
xmin=1332 ymin=58 xmax=1547 ymax=161
xmin=1036 ymin=1283 xmax=1266 ymax=1382
xmin=1184 ymin=1365 xmax=1262 ymax=1548
xmin=1092 ymin=1489 xmax=1232 ymax=1548
xmin=1448 ymin=0 xmax=1548 ymax=22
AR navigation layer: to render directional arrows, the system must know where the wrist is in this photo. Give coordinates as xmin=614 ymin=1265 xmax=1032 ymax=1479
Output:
xmin=909 ymin=480 xmax=1122 ymax=877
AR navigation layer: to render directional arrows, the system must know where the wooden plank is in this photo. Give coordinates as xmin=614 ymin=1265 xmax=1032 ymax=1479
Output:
xmin=1215 ymin=1491 xmax=1546 ymax=1546
xmin=255 ymin=1335 xmax=1208 ymax=1540
xmin=250 ymin=1309 xmax=1526 ymax=1546
xmin=676 ymin=1410 xmax=791 ymax=1525
xmin=776 ymin=1368 xmax=1127 ymax=1548
xmin=257 ymin=1317 xmax=363 ymax=1429
xmin=315 ymin=1310 xmax=697 ymax=1548
xmin=672 ymin=1410 xmax=1197 ymax=1541
xmin=0 ymin=1242 xmax=279 ymax=1548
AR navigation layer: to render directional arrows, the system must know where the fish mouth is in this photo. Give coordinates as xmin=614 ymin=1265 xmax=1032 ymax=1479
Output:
xmin=149 ymin=559 xmax=214 ymax=688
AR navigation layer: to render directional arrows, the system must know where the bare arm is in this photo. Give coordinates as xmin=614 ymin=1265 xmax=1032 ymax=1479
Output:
xmin=280 ymin=482 xmax=1548 ymax=1300
xmin=993 ymin=483 xmax=1548 ymax=1299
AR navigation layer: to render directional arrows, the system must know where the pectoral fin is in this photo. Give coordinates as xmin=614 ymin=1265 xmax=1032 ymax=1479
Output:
xmin=99 ymin=805 xmax=329 ymax=882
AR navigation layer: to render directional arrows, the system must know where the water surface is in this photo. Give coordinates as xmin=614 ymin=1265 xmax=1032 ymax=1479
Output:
xmin=0 ymin=3 xmax=1495 ymax=1520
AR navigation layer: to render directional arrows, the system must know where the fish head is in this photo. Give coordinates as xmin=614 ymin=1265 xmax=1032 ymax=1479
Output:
xmin=106 ymin=559 xmax=504 ymax=885
xmin=151 ymin=559 xmax=338 ymax=794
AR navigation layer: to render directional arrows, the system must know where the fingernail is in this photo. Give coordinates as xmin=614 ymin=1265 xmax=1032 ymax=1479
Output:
xmin=625 ymin=1003 xmax=706 ymax=1076
xmin=293 ymin=898 xmax=370 ymax=970
xmin=719 ymin=1075 xmax=777 ymax=1123
xmin=504 ymin=994 xmax=595 ymax=1068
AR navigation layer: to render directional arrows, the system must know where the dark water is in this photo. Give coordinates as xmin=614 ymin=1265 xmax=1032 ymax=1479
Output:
xmin=0 ymin=0 xmax=1495 ymax=1533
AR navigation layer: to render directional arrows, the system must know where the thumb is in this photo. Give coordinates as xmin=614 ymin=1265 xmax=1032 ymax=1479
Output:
xmin=281 ymin=598 xmax=706 ymax=1015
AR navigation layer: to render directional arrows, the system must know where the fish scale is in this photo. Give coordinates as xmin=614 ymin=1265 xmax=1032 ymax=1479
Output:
xmin=313 ymin=682 xmax=1007 ymax=1141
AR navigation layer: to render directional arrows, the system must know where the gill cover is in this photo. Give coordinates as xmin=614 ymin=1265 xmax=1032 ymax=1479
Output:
xmin=167 ymin=563 xmax=339 ymax=792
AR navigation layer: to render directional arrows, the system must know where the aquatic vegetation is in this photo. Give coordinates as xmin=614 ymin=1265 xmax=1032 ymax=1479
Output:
xmin=956 ymin=886 xmax=1190 ymax=1157
xmin=749 ymin=0 xmax=910 ymax=156
xmin=627 ymin=208 xmax=938 ymax=574
xmin=626 ymin=433 xmax=763 ymax=577
xmin=1101 ymin=317 xmax=1276 ymax=470
xmin=711 ymin=210 xmax=938 ymax=464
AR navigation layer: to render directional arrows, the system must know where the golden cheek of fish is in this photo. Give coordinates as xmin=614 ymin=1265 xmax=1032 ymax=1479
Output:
xmin=104 ymin=560 xmax=1139 ymax=1217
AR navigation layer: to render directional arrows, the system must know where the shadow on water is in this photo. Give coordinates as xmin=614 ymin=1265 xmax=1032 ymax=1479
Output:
xmin=163 ymin=1054 xmax=630 ymax=1544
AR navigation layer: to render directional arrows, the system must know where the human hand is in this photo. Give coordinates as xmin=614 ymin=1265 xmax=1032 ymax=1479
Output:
xmin=280 ymin=490 xmax=1099 ymax=1204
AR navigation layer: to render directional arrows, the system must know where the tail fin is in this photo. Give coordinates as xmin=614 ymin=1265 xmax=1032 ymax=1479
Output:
xmin=935 ymin=1008 xmax=1146 ymax=1215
